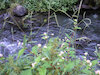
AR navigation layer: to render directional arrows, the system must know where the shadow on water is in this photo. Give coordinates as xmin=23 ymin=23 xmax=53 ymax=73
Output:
xmin=0 ymin=10 xmax=100 ymax=60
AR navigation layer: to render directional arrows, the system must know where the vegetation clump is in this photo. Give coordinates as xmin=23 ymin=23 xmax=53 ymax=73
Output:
xmin=0 ymin=33 xmax=99 ymax=75
xmin=0 ymin=0 xmax=78 ymax=12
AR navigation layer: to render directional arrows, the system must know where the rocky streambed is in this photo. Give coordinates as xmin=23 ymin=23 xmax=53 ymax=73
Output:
xmin=0 ymin=8 xmax=100 ymax=61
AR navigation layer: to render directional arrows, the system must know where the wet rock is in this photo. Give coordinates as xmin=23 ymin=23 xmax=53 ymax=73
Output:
xmin=81 ymin=4 xmax=99 ymax=10
xmin=13 ymin=5 xmax=28 ymax=17
xmin=76 ymin=49 xmax=85 ymax=55
xmin=81 ymin=4 xmax=91 ymax=9
xmin=0 ymin=14 xmax=3 ymax=22
xmin=0 ymin=39 xmax=23 ymax=57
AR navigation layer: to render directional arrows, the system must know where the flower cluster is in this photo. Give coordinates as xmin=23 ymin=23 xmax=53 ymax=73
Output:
xmin=31 ymin=62 xmax=37 ymax=68
xmin=95 ymin=70 xmax=100 ymax=75
xmin=59 ymin=51 xmax=64 ymax=56
xmin=86 ymin=60 xmax=92 ymax=67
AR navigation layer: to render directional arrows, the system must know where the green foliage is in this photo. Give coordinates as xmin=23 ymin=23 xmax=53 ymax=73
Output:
xmin=0 ymin=33 xmax=98 ymax=75
xmin=18 ymin=35 xmax=27 ymax=58
xmin=23 ymin=0 xmax=78 ymax=12
xmin=0 ymin=0 xmax=10 ymax=10
xmin=0 ymin=0 xmax=78 ymax=12
xmin=20 ymin=69 xmax=32 ymax=75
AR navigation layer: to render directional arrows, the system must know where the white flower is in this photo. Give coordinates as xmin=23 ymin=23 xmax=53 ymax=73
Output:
xmin=95 ymin=70 xmax=100 ymax=75
xmin=31 ymin=62 xmax=37 ymax=68
xmin=59 ymin=51 xmax=64 ymax=56
xmin=57 ymin=63 xmax=60 ymax=65
xmin=0 ymin=54 xmax=3 ymax=57
xmin=43 ymin=32 xmax=47 ymax=35
xmin=42 ymin=57 xmax=46 ymax=61
xmin=86 ymin=60 xmax=91 ymax=64
xmin=60 ymin=51 xmax=64 ymax=54
xmin=62 ymin=57 xmax=64 ymax=60
xmin=84 ymin=52 xmax=88 ymax=56
xmin=44 ymin=36 xmax=49 ymax=39
xmin=38 ymin=44 xmax=42 ymax=47
xmin=43 ymin=45 xmax=47 ymax=48
xmin=89 ymin=62 xmax=92 ymax=67
xmin=51 ymin=33 xmax=54 ymax=36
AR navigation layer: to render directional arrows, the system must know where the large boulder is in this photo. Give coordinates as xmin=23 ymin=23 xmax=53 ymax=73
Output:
xmin=13 ymin=5 xmax=28 ymax=17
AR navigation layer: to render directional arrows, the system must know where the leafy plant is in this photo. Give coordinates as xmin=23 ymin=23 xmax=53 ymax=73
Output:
xmin=0 ymin=32 xmax=98 ymax=75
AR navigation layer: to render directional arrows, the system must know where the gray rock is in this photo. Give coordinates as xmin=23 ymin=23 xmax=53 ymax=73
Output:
xmin=13 ymin=5 xmax=28 ymax=17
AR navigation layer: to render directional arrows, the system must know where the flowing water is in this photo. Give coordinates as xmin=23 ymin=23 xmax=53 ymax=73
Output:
xmin=0 ymin=10 xmax=100 ymax=60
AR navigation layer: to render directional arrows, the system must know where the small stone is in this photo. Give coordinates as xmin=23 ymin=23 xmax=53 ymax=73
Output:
xmin=97 ymin=44 xmax=100 ymax=47
xmin=13 ymin=5 xmax=28 ymax=17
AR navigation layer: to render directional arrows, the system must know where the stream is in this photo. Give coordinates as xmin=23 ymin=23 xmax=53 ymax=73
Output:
xmin=0 ymin=10 xmax=100 ymax=60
